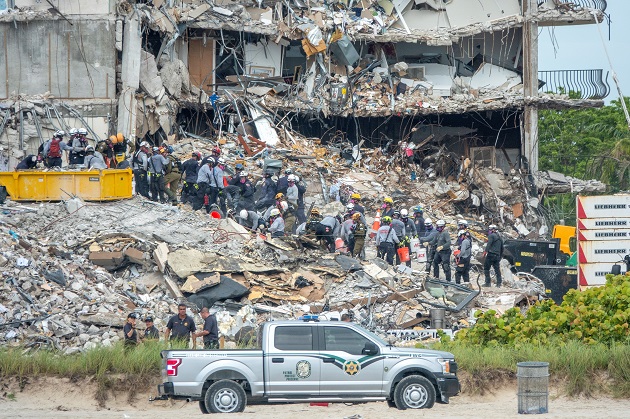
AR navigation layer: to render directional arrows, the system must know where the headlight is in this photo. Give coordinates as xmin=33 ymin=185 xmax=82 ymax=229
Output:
xmin=438 ymin=358 xmax=452 ymax=374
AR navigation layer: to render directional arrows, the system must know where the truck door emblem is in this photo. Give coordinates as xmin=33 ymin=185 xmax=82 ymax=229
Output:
xmin=343 ymin=360 xmax=360 ymax=376
xmin=296 ymin=360 xmax=311 ymax=379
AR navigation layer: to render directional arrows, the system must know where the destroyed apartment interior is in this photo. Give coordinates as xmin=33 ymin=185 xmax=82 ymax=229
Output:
xmin=0 ymin=0 xmax=616 ymax=352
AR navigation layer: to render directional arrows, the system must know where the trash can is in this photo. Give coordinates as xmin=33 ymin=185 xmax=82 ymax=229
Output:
xmin=517 ymin=362 xmax=549 ymax=414
xmin=429 ymin=308 xmax=445 ymax=329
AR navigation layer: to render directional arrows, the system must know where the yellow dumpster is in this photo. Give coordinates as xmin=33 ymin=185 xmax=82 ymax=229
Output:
xmin=0 ymin=169 xmax=133 ymax=201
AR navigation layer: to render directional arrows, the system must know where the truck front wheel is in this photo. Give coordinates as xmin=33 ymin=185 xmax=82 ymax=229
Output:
xmin=204 ymin=380 xmax=247 ymax=413
xmin=393 ymin=375 xmax=436 ymax=410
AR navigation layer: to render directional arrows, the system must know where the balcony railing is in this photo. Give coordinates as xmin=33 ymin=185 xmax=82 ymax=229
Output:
xmin=556 ymin=0 xmax=607 ymax=12
xmin=538 ymin=69 xmax=610 ymax=100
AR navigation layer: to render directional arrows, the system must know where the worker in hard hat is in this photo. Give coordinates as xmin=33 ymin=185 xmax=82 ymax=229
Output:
xmin=455 ymin=219 xmax=469 ymax=247
xmin=381 ymin=197 xmax=395 ymax=218
xmin=180 ymin=151 xmax=201 ymax=205
xmin=431 ymin=220 xmax=452 ymax=282
xmin=376 ymin=216 xmax=399 ymax=265
xmin=234 ymin=171 xmax=256 ymax=213
xmin=111 ymin=132 xmax=131 ymax=168
xmin=455 ymin=230 xmax=472 ymax=284
xmin=268 ymin=208 xmax=285 ymax=238
xmin=83 ymin=146 xmax=107 ymax=170
xmin=412 ymin=206 xmax=425 ymax=235
xmin=69 ymin=128 xmax=89 ymax=165
xmin=350 ymin=212 xmax=368 ymax=259
xmin=349 ymin=193 xmax=364 ymax=214
xmin=400 ymin=209 xmax=417 ymax=267
xmin=238 ymin=209 xmax=262 ymax=231
xmin=132 ymin=141 xmax=151 ymax=199
xmin=163 ymin=146 xmax=182 ymax=203
xmin=421 ymin=218 xmax=438 ymax=273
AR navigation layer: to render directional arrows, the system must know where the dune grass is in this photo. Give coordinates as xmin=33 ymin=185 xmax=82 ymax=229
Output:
xmin=431 ymin=340 xmax=630 ymax=397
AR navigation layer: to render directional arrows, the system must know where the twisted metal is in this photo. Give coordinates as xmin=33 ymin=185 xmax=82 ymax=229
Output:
xmin=557 ymin=0 xmax=607 ymax=11
xmin=538 ymin=69 xmax=610 ymax=99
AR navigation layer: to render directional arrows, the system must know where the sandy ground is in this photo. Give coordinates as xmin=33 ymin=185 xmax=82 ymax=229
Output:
xmin=1 ymin=377 xmax=629 ymax=419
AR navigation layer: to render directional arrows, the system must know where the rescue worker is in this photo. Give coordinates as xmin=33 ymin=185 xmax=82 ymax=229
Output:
xmin=43 ymin=130 xmax=71 ymax=168
xmin=193 ymin=157 xmax=215 ymax=211
xmin=484 ymin=224 xmax=504 ymax=287
xmin=381 ymin=197 xmax=395 ymax=218
xmin=211 ymin=145 xmax=221 ymax=159
xmin=163 ymin=146 xmax=182 ymax=203
xmin=340 ymin=206 xmax=356 ymax=253
xmin=279 ymin=200 xmax=297 ymax=235
xmin=209 ymin=157 xmax=227 ymax=215
xmin=235 ymin=171 xmax=256 ymax=213
xmin=286 ymin=174 xmax=299 ymax=207
xmin=412 ymin=206 xmax=426 ymax=235
xmin=376 ymin=216 xmax=399 ymax=265
xmin=96 ymin=136 xmax=115 ymax=168
xmin=455 ymin=219 xmax=469 ymax=247
xmin=305 ymin=208 xmax=336 ymax=252
xmin=83 ymin=146 xmax=107 ymax=169
xmin=391 ymin=210 xmax=406 ymax=265
xmin=350 ymin=193 xmax=365 ymax=214
xmin=296 ymin=175 xmax=308 ymax=224
xmin=256 ymin=171 xmax=277 ymax=211
xmin=238 ymin=209 xmax=262 ymax=231
xmin=350 ymin=212 xmax=367 ymax=259
xmin=112 ymin=132 xmax=131 ymax=168
xmin=400 ymin=209 xmax=417 ymax=267
xmin=180 ymin=151 xmax=201 ymax=204
xmin=132 ymin=141 xmax=151 ymax=199
xmin=455 ymin=230 xmax=472 ymax=284
xmin=148 ymin=147 xmax=176 ymax=204
xmin=421 ymin=218 xmax=438 ymax=273
xmin=268 ymin=208 xmax=285 ymax=238
xmin=15 ymin=154 xmax=41 ymax=170
xmin=69 ymin=128 xmax=88 ymax=165
xmin=276 ymin=168 xmax=292 ymax=195
xmin=431 ymin=220 xmax=452 ymax=282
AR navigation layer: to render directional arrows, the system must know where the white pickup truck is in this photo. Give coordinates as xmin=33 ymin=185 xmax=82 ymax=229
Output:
xmin=157 ymin=319 xmax=460 ymax=414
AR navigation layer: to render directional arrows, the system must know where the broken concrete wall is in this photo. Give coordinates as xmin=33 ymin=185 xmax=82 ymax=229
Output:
xmin=14 ymin=0 xmax=115 ymax=15
xmin=0 ymin=20 xmax=116 ymax=100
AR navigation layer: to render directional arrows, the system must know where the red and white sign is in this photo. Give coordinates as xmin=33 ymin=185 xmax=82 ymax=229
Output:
xmin=577 ymin=195 xmax=630 ymax=287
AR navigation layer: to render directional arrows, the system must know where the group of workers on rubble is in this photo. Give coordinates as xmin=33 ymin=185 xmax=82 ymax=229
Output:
xmin=17 ymin=129 xmax=132 ymax=171
xmin=374 ymin=197 xmax=503 ymax=287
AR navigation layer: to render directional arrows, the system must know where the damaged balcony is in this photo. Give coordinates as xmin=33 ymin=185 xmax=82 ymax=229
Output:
xmin=538 ymin=69 xmax=610 ymax=100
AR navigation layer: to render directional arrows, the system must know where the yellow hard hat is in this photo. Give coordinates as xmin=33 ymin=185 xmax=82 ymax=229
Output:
xmin=116 ymin=133 xmax=124 ymax=143
xmin=275 ymin=193 xmax=284 ymax=200
xmin=351 ymin=193 xmax=361 ymax=200
xmin=109 ymin=135 xmax=117 ymax=144
xmin=351 ymin=212 xmax=361 ymax=220
xmin=384 ymin=197 xmax=393 ymax=204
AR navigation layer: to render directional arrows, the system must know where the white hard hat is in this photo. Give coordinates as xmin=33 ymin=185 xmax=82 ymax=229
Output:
xmin=458 ymin=219 xmax=469 ymax=226
xmin=293 ymin=175 xmax=300 ymax=182
xmin=489 ymin=224 xmax=498 ymax=230
xmin=346 ymin=203 xmax=354 ymax=210
xmin=240 ymin=171 xmax=249 ymax=177
xmin=458 ymin=229 xmax=467 ymax=236
xmin=288 ymin=174 xmax=297 ymax=182
xmin=270 ymin=208 xmax=281 ymax=217
xmin=239 ymin=209 xmax=248 ymax=219
xmin=436 ymin=219 xmax=446 ymax=227
xmin=140 ymin=141 xmax=150 ymax=147
xmin=86 ymin=145 xmax=95 ymax=153
xmin=424 ymin=218 xmax=433 ymax=225
xmin=69 ymin=128 xmax=78 ymax=135
xmin=54 ymin=130 xmax=65 ymax=137
xmin=400 ymin=209 xmax=408 ymax=217
xmin=280 ymin=201 xmax=288 ymax=211
xmin=78 ymin=128 xmax=88 ymax=135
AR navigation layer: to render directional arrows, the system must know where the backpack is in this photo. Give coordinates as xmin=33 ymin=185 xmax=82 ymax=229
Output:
xmin=49 ymin=138 xmax=62 ymax=158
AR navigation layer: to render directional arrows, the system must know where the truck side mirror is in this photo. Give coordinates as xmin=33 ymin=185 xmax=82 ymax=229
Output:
xmin=362 ymin=341 xmax=378 ymax=356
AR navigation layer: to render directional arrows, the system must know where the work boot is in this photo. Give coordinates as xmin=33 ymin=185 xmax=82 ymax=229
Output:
xmin=496 ymin=282 xmax=502 ymax=288
xmin=483 ymin=282 xmax=492 ymax=287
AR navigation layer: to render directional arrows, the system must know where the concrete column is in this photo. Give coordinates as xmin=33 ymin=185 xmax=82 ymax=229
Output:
xmin=522 ymin=0 xmax=539 ymax=173
xmin=117 ymin=16 xmax=141 ymax=140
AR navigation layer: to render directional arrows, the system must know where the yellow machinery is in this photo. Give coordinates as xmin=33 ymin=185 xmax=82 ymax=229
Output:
xmin=552 ymin=225 xmax=577 ymax=256
xmin=0 ymin=169 xmax=132 ymax=201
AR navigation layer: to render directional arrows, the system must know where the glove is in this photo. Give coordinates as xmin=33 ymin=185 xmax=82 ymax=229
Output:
xmin=194 ymin=184 xmax=199 ymax=190
xmin=423 ymin=242 xmax=429 ymax=247
xmin=437 ymin=246 xmax=443 ymax=251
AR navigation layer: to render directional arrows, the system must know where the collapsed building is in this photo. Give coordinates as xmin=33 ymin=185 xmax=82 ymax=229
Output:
xmin=0 ymin=0 xmax=610 ymax=170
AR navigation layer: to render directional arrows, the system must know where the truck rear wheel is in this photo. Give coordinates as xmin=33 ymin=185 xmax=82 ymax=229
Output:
xmin=204 ymin=380 xmax=247 ymax=413
xmin=393 ymin=375 xmax=435 ymax=410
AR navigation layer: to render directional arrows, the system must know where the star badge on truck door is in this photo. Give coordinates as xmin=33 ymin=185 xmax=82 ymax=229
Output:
xmin=343 ymin=360 xmax=360 ymax=375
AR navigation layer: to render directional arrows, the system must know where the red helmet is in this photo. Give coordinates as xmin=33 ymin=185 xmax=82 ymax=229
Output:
xmin=212 ymin=146 xmax=221 ymax=156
